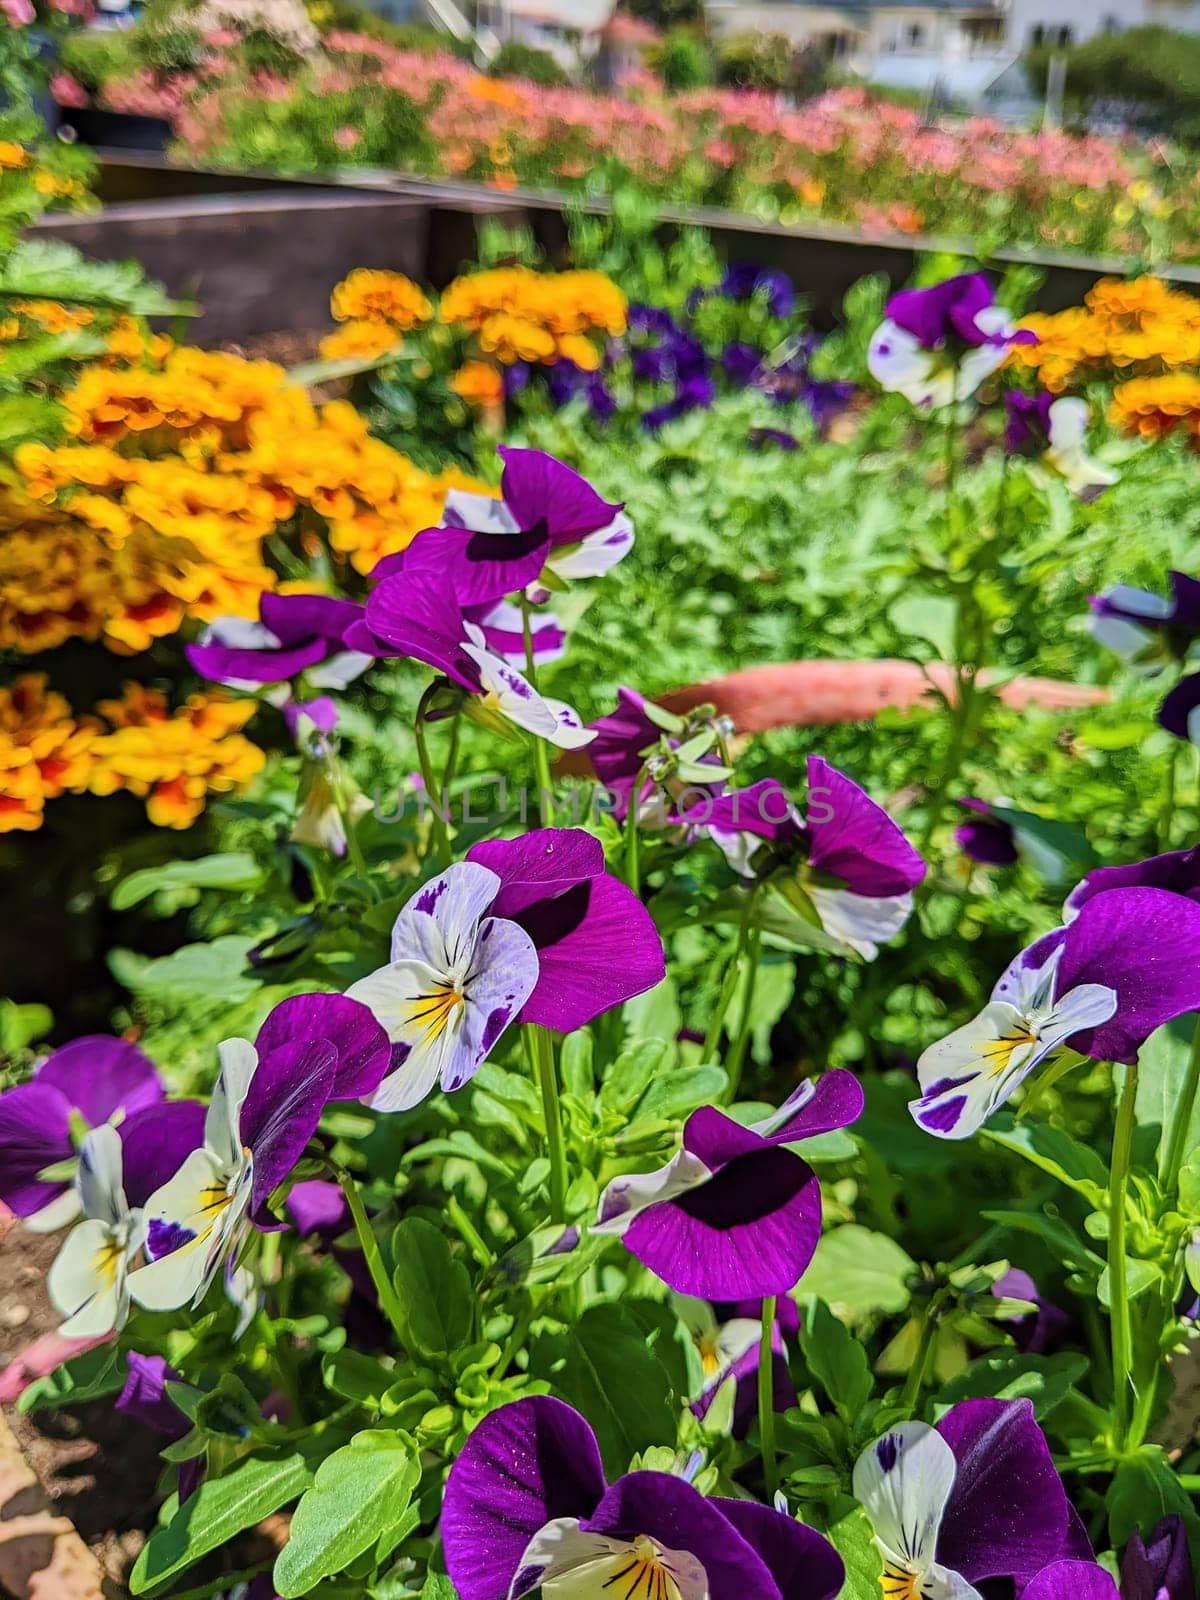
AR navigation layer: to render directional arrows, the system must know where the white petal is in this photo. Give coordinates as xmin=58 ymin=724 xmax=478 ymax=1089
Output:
xmin=853 ymin=1423 xmax=956 ymax=1577
xmin=708 ymin=826 xmax=764 ymax=879
xmin=714 ymin=1317 xmax=762 ymax=1368
xmin=544 ymin=511 xmax=635 ymax=582
xmin=991 ymin=945 xmax=1061 ymax=1012
xmin=47 ymin=1218 xmax=127 ymax=1338
xmin=516 ymin=1519 xmax=709 ymax=1600
xmin=443 ymin=488 xmax=518 ymax=534
xmin=868 ymin=321 xmax=938 ymax=398
xmin=1087 ymin=614 xmax=1154 ymax=662
xmin=1047 ymin=396 xmax=1090 ymax=451
xmin=1094 ymin=584 xmax=1172 ymax=624
xmin=461 ymin=637 xmax=561 ymax=741
xmin=954 ymin=340 xmax=1008 ymax=400
xmin=350 ymin=958 xmax=467 ymax=1113
xmin=23 ymin=1187 xmax=83 ymax=1234
xmin=593 ymin=1147 xmax=712 ymax=1237
xmin=131 ymin=1146 xmax=247 ymax=1310
xmin=541 ymin=697 xmax=597 ymax=751
xmin=749 ymin=1079 xmax=815 ymax=1138
xmin=808 ymin=887 xmax=913 ymax=960
xmin=386 ymin=860 xmax=502 ymax=971
xmin=209 ymin=1039 xmax=257 ymax=1168
xmin=76 ymin=1123 xmax=127 ymax=1226
xmin=225 ymin=1261 xmax=259 ymax=1340
xmin=307 ymin=649 xmax=373 ymax=690
xmin=911 ymin=1000 xmax=1046 ymax=1139
xmin=205 ymin=616 xmax=282 ymax=650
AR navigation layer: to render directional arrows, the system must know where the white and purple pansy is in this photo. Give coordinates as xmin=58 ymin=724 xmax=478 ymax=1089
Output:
xmin=1063 ymin=842 xmax=1200 ymax=921
xmin=441 ymin=1395 xmax=845 ymax=1600
xmin=593 ymin=1071 xmax=863 ymax=1300
xmin=1088 ymin=570 xmax=1200 ymax=669
xmin=912 ymin=885 xmax=1200 ymax=1139
xmin=347 ymin=861 xmax=541 ymax=1113
xmin=46 ymin=1125 xmax=144 ymax=1339
xmin=349 ymin=834 xmax=665 ymax=1108
xmin=463 ymin=597 xmax=568 ymax=670
xmin=187 ymin=592 xmax=371 ymax=690
xmin=868 ymin=273 xmax=1037 ymax=410
xmin=1003 ymin=391 xmax=1118 ymax=500
xmin=1023 ymin=1564 xmax=1120 ymax=1600
xmin=689 ymin=1295 xmax=799 ymax=1438
xmin=0 ymin=1033 xmax=164 ymax=1231
xmin=128 ymin=995 xmax=389 ymax=1310
xmin=684 ymin=759 xmax=925 ymax=960
xmin=855 ymin=1399 xmax=1093 ymax=1598
xmin=436 ymin=445 xmax=634 ymax=602
xmin=355 ymin=575 xmax=593 ymax=751
xmin=465 ymin=828 xmax=666 ymax=1032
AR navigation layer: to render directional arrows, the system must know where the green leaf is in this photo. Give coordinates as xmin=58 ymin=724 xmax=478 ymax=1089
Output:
xmin=111 ymin=852 xmax=265 ymax=912
xmin=390 ymin=1218 xmax=474 ymax=1359
xmin=934 ymin=1352 xmax=1088 ymax=1418
xmin=540 ymin=1302 xmax=678 ymax=1476
xmin=273 ymin=1430 xmax=419 ymax=1597
xmin=560 ymin=1029 xmax=595 ymax=1099
xmin=130 ymin=1449 xmax=313 ymax=1594
xmin=1097 ymin=1258 xmax=1161 ymax=1308
xmin=0 ymin=997 xmax=53 ymax=1055
xmin=1134 ymin=1018 xmax=1200 ymax=1178
xmin=983 ymin=1116 xmax=1107 ymax=1206
xmin=0 ymin=236 xmax=187 ymax=315
xmin=889 ymin=593 xmax=958 ymax=661
xmin=826 ymin=1501 xmax=883 ymax=1594
xmin=800 ymin=1226 xmax=915 ymax=1317
xmin=636 ymin=1064 xmax=728 ymax=1120
xmin=796 ymin=1297 xmax=873 ymax=1419
xmin=982 ymin=1209 xmax=1104 ymax=1278
xmin=108 ymin=936 xmax=260 ymax=1004
xmin=17 ymin=1344 xmax=123 ymax=1413
xmin=421 ymin=1578 xmax=460 ymax=1600
xmin=600 ymin=1038 xmax=672 ymax=1114
xmin=1107 ymin=1448 xmax=1200 ymax=1552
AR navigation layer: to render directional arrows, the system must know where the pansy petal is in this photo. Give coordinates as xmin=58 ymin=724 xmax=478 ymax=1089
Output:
xmin=46 ymin=1219 xmax=125 ymax=1339
xmin=545 ymin=512 xmax=635 ymax=582
xmin=187 ymin=635 xmax=327 ymax=687
xmin=1024 ymin=1563 xmax=1120 ymax=1600
xmin=442 ymin=488 xmax=518 ymax=535
xmin=868 ymin=321 xmax=936 ymax=393
xmin=580 ymin=1472 xmax=780 ymax=1600
xmin=364 ymin=572 xmax=480 ymax=691
xmin=469 ymin=829 xmax=603 ymax=916
xmin=715 ymin=1498 xmax=844 ymax=1600
xmin=76 ymin=1124 xmax=127 ymax=1226
xmin=442 ymin=1396 xmax=607 ymax=1600
xmin=911 ymin=1002 xmax=1053 ymax=1139
xmin=37 ymin=1034 xmax=164 ymax=1126
xmin=937 ymin=1398 xmax=1077 ymax=1587
xmin=393 ymin=861 xmax=503 ymax=965
xmin=410 ymin=521 xmax=553 ymax=608
xmin=208 ymin=1038 xmax=258 ymax=1170
xmin=259 ymin=592 xmax=364 ymax=645
xmin=240 ymin=1038 xmax=338 ymax=1213
xmin=120 ymin=1100 xmax=207 ymax=1209
xmin=256 ymin=993 xmax=390 ymax=1101
xmin=1054 ymin=886 xmax=1200 ymax=1063
xmin=752 ymin=1068 xmax=865 ymax=1145
xmin=808 ymin=886 xmax=914 ymax=960
xmin=0 ymin=1081 xmax=72 ymax=1217
xmin=1065 ymin=844 xmax=1200 ymax=921
xmin=446 ymin=917 xmax=539 ymax=1092
xmin=541 ymin=697 xmax=597 ymax=750
xmin=854 ymin=1423 xmax=956 ymax=1574
xmin=115 ymin=1351 xmax=190 ymax=1440
xmin=461 ymin=634 xmax=561 ymax=740
xmin=594 ymin=1146 xmax=713 ymax=1235
xmin=498 ymin=446 xmax=624 ymax=542
xmin=620 ymin=1144 xmax=821 ymax=1299
xmin=806 ymin=757 xmax=926 ymax=896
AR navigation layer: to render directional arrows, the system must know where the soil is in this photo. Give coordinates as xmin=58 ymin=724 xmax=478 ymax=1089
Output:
xmin=0 ymin=1220 xmax=164 ymax=1593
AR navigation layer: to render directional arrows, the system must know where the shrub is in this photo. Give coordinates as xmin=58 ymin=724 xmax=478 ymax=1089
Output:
xmin=650 ymin=27 xmax=713 ymax=89
xmin=1029 ymin=24 xmax=1200 ymax=143
xmin=715 ymin=30 xmax=794 ymax=92
xmin=489 ymin=38 xmax=570 ymax=87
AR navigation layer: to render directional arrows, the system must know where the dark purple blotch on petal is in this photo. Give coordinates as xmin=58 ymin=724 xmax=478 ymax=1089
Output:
xmin=1121 ymin=1515 xmax=1195 ymax=1600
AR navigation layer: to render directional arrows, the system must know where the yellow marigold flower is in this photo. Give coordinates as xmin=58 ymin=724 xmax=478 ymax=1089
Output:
xmin=0 ymin=141 xmax=28 ymax=168
xmin=0 ymin=674 xmax=97 ymax=832
xmin=466 ymin=74 xmax=528 ymax=111
xmin=477 ymin=312 xmax=558 ymax=365
xmin=450 ymin=359 xmax=504 ymax=407
xmin=1110 ymin=374 xmax=1200 ymax=443
xmin=0 ymin=317 xmax=19 ymax=341
xmin=319 ymin=320 xmax=403 ymax=361
xmin=330 ymin=269 xmax=433 ymax=329
xmin=555 ymin=334 xmax=602 ymax=371
xmin=11 ymin=300 xmax=94 ymax=335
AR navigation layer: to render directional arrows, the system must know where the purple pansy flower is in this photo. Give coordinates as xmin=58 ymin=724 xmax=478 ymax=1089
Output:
xmin=1025 ymin=1564 xmax=1120 ymax=1600
xmin=691 ymin=1295 xmax=799 ymax=1437
xmin=1159 ymin=673 xmax=1200 ymax=745
xmin=1004 ymin=392 xmax=1118 ymax=499
xmin=956 ymin=797 xmax=1020 ymax=867
xmin=912 ymin=886 xmax=1200 ymax=1138
xmin=722 ymin=341 xmax=762 ymax=385
xmin=682 ymin=759 xmax=926 ymax=960
xmin=749 ymin=427 xmax=799 ymax=451
xmin=116 ymin=1351 xmax=204 ymax=1503
xmin=466 ymin=828 xmax=666 ymax=1033
xmin=462 ymin=598 xmax=567 ymax=670
xmin=1064 ymin=843 xmax=1200 ymax=920
xmin=46 ymin=1125 xmax=144 ymax=1338
xmin=1089 ymin=571 xmax=1200 ymax=668
xmin=718 ymin=261 xmax=797 ymax=319
xmin=855 ymin=1399 xmax=1092 ymax=1598
xmin=594 ymin=1071 xmax=863 ymax=1299
xmin=347 ymin=861 xmax=541 ymax=1112
xmin=1122 ymin=1515 xmax=1194 ymax=1600
xmin=393 ymin=446 xmax=632 ymax=606
xmin=187 ymin=593 xmax=371 ymax=690
xmin=128 ymin=996 xmax=389 ymax=1310
xmin=357 ymin=572 xmax=593 ymax=750
xmin=586 ymin=687 xmax=668 ymax=819
xmin=992 ymin=1267 xmax=1069 ymax=1355
xmin=442 ymin=1394 xmax=844 ymax=1600
xmin=868 ymin=273 xmax=1036 ymax=409
xmin=0 ymin=1034 xmax=163 ymax=1228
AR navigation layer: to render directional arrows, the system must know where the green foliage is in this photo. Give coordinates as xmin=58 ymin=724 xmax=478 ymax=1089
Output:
xmin=648 ymin=28 xmax=713 ymax=89
xmin=714 ymin=30 xmax=795 ymax=92
xmin=1034 ymin=26 xmax=1200 ymax=143
xmin=488 ymin=39 xmax=569 ymax=87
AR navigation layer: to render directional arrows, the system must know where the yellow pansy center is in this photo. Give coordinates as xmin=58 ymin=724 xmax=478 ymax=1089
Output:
xmin=981 ymin=1024 xmax=1038 ymax=1077
xmin=405 ymin=979 xmax=466 ymax=1045
xmin=879 ymin=1564 xmax=923 ymax=1600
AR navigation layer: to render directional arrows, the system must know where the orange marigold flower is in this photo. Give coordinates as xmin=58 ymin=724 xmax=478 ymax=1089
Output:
xmin=0 ymin=674 xmax=97 ymax=833
xmin=1110 ymin=374 xmax=1200 ymax=444
xmin=450 ymin=359 xmax=505 ymax=407
xmin=330 ymin=269 xmax=433 ymax=329
xmin=319 ymin=320 xmax=404 ymax=362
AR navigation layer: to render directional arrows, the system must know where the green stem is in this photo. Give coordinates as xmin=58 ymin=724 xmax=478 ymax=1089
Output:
xmin=899 ymin=1292 xmax=942 ymax=1415
xmin=1109 ymin=1060 xmax=1139 ymax=1453
xmin=1162 ymin=742 xmax=1178 ymax=854
xmin=725 ymin=923 xmax=762 ymax=1097
xmin=414 ymin=688 xmax=451 ymax=867
xmin=1162 ymin=1014 xmax=1200 ymax=1197
xmin=336 ymin=785 xmax=372 ymax=885
xmin=758 ymin=1295 xmax=778 ymax=1503
xmin=442 ymin=708 xmax=463 ymax=797
xmin=703 ymin=886 xmax=758 ymax=1066
xmin=623 ymin=765 xmax=647 ymax=895
xmin=527 ymin=1024 xmax=567 ymax=1221
xmin=519 ymin=595 xmax=555 ymax=818
xmin=447 ymin=1193 xmax=494 ymax=1269
xmin=520 ymin=593 xmax=539 ymax=688
xmin=334 ymin=1167 xmax=407 ymax=1344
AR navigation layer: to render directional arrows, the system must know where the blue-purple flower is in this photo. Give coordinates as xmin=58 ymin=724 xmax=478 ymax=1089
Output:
xmin=690 ymin=1295 xmax=799 ymax=1437
xmin=594 ymin=1071 xmax=863 ymax=1299
xmin=1004 ymin=391 xmax=1118 ymax=499
xmin=187 ymin=593 xmax=371 ymax=690
xmin=869 ymin=273 xmax=1036 ymax=409
xmin=1089 ymin=571 xmax=1200 ymax=669
xmin=0 ymin=1034 xmax=163 ymax=1228
xmin=912 ymin=885 xmax=1200 ymax=1138
xmin=992 ymin=1267 xmax=1068 ymax=1355
xmin=1121 ymin=1515 xmax=1194 ymax=1600
xmin=442 ymin=1395 xmax=844 ymax=1600
xmin=854 ymin=1399 xmax=1092 ymax=1597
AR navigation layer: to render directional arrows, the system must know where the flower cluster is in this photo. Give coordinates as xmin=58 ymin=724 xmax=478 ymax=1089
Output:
xmin=318 ymin=267 xmax=432 ymax=361
xmin=0 ymin=676 xmax=263 ymax=832
xmin=1109 ymin=374 xmax=1200 ymax=446
xmin=1010 ymin=276 xmax=1200 ymax=392
xmin=438 ymin=265 xmax=627 ymax=370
